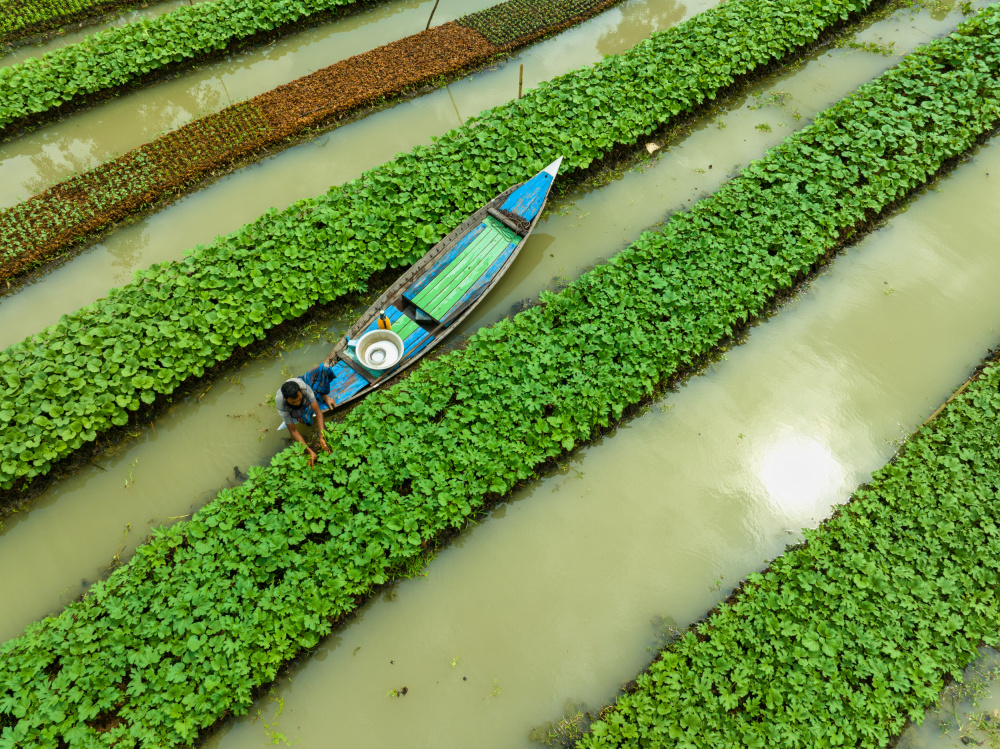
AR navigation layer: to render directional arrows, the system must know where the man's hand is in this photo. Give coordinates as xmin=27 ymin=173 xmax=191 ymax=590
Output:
xmin=289 ymin=423 xmax=321 ymax=468
xmin=318 ymin=434 xmax=330 ymax=454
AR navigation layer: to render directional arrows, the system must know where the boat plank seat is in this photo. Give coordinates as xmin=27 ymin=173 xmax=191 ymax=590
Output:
xmin=328 ymin=363 xmax=368 ymax=405
xmin=337 ymin=350 xmax=378 ymax=382
xmin=439 ymin=238 xmax=519 ymax=325
xmin=404 ymin=217 xmax=519 ymax=322
xmin=486 ymin=206 xmax=527 ymax=235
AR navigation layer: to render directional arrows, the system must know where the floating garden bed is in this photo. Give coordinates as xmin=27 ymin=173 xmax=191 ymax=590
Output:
xmin=2 ymin=5 xmax=999 ymax=745
xmin=0 ymin=0 xmax=886 ymax=497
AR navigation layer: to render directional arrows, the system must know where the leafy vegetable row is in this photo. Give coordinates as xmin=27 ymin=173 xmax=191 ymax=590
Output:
xmin=3 ymin=6 xmax=1000 ymax=746
xmin=0 ymin=0 xmax=162 ymax=49
xmin=0 ymin=0 xmax=627 ymax=283
xmin=0 ymin=0 xmax=882 ymax=495
xmin=0 ymin=0 xmax=367 ymax=134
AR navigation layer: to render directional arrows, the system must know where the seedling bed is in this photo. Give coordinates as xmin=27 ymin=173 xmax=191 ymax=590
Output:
xmin=0 ymin=0 xmax=630 ymax=285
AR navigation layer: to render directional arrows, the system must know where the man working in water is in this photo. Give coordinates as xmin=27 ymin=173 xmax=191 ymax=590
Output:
xmin=276 ymin=372 xmax=333 ymax=466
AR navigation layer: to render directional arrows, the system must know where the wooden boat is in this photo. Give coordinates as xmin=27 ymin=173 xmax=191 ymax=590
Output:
xmin=278 ymin=156 xmax=563 ymax=430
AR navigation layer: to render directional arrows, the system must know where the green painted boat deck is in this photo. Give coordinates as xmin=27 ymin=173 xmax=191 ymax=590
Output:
xmin=409 ymin=217 xmax=519 ymax=321
xmin=391 ymin=315 xmax=418 ymax=341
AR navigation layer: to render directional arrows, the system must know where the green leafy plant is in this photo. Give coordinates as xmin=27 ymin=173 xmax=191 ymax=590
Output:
xmin=3 ymin=9 xmax=1000 ymax=747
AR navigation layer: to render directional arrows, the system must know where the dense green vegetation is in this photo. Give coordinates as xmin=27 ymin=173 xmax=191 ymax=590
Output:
xmin=0 ymin=0 xmax=159 ymax=47
xmin=577 ymin=374 xmax=1000 ymax=747
xmin=0 ymin=0 xmax=882 ymax=494
xmin=3 ymin=5 xmax=1000 ymax=745
xmin=0 ymin=0 xmax=366 ymax=131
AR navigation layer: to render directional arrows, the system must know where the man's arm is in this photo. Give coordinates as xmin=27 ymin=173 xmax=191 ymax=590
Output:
xmin=310 ymin=400 xmax=330 ymax=454
xmin=286 ymin=421 xmax=318 ymax=466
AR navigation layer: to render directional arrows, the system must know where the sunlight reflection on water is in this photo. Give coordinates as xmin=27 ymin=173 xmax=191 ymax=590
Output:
xmin=758 ymin=435 xmax=845 ymax=517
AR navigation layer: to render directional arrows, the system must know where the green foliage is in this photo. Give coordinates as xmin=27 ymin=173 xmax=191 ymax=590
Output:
xmin=0 ymin=0 xmax=361 ymax=129
xmin=0 ymin=0 xmax=884 ymax=491
xmin=0 ymin=0 xmax=148 ymax=44
xmin=3 ymin=6 xmax=1000 ymax=747
xmin=460 ymin=0 xmax=620 ymax=47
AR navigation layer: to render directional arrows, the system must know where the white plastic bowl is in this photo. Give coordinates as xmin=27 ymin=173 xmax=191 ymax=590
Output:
xmin=355 ymin=329 xmax=405 ymax=370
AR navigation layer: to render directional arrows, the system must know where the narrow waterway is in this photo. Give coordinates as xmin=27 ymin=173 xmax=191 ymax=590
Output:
xmin=200 ymin=133 xmax=1000 ymax=749
xmin=0 ymin=0 xmax=500 ymax=205
xmin=0 ymin=0 xmax=988 ymax=643
xmin=0 ymin=0 xmax=967 ymax=347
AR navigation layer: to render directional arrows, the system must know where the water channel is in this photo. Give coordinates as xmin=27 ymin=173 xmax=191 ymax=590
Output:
xmin=0 ymin=0 xmax=713 ymax=345
xmin=0 ymin=0 xmax=996 ymax=744
xmin=0 ymin=0 xmax=983 ymax=645
xmin=199 ymin=128 xmax=1000 ymax=749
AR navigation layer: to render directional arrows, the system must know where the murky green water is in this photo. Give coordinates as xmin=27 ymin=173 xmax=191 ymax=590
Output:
xmin=0 ymin=1 xmax=997 ymax=745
